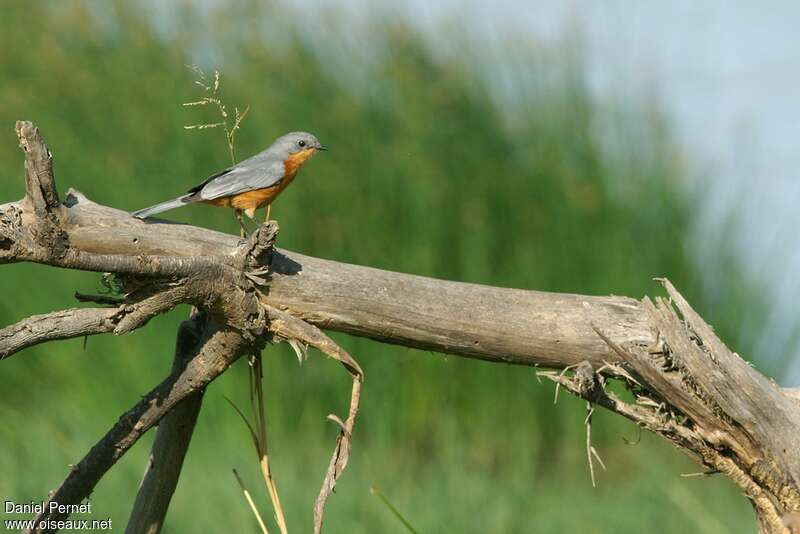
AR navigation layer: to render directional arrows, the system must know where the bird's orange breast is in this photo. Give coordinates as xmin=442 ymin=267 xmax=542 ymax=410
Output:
xmin=204 ymin=183 xmax=286 ymax=210
xmin=204 ymin=147 xmax=317 ymax=212
xmin=282 ymin=147 xmax=317 ymax=177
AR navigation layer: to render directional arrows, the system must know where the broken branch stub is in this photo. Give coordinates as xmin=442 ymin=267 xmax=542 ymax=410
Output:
xmin=2 ymin=120 xmax=800 ymax=533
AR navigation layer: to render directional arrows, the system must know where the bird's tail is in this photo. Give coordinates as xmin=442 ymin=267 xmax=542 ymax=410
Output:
xmin=132 ymin=194 xmax=194 ymax=219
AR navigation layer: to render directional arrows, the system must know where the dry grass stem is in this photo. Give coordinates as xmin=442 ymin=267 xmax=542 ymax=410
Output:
xmin=183 ymin=64 xmax=249 ymax=164
xmin=226 ymin=354 xmax=289 ymax=534
xmin=250 ymin=354 xmax=289 ymax=534
xmin=233 ymin=468 xmax=270 ymax=534
xmin=263 ymin=307 xmax=364 ymax=534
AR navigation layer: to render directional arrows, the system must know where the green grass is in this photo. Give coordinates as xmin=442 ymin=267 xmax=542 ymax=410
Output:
xmin=0 ymin=1 xmax=778 ymax=532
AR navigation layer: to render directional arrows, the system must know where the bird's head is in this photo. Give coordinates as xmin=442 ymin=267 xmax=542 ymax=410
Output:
xmin=273 ymin=131 xmax=328 ymax=158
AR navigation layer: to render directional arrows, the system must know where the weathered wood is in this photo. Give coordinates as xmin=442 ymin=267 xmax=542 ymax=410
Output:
xmin=0 ymin=308 xmax=121 ymax=358
xmin=125 ymin=311 xmax=208 ymax=534
xmin=27 ymin=324 xmax=248 ymax=533
xmin=0 ymin=287 xmax=196 ymax=360
xmin=4 ymin=190 xmax=655 ymax=369
xmin=16 ymin=121 xmax=58 ymax=215
xmin=4 ymin=121 xmax=800 ymax=533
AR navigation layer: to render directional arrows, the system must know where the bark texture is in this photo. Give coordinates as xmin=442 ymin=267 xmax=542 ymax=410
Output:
xmin=2 ymin=121 xmax=799 ymax=533
xmin=125 ymin=310 xmax=209 ymax=534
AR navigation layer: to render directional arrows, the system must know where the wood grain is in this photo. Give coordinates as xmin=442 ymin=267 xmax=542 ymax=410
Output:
xmin=14 ymin=189 xmax=656 ymax=369
xmin=5 ymin=120 xmax=800 ymax=533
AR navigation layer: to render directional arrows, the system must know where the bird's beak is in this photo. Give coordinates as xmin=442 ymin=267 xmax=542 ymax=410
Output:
xmin=317 ymin=144 xmax=328 ymax=151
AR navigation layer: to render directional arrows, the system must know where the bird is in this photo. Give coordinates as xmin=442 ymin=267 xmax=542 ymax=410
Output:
xmin=133 ymin=131 xmax=327 ymax=236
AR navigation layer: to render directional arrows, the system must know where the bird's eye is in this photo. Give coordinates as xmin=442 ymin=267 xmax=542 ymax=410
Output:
xmin=298 ymin=140 xmax=306 ymax=147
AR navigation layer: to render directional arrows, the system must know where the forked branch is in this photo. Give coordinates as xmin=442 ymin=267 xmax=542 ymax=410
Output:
xmin=3 ymin=121 xmax=800 ymax=533
xmin=28 ymin=324 xmax=248 ymax=532
xmin=126 ymin=309 xmax=210 ymax=534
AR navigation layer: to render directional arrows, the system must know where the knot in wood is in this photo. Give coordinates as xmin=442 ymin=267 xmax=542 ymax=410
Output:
xmin=237 ymin=221 xmax=279 ymax=271
xmin=574 ymin=360 xmax=597 ymax=397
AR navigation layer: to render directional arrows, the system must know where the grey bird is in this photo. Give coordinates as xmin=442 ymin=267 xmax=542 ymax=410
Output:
xmin=133 ymin=131 xmax=327 ymax=235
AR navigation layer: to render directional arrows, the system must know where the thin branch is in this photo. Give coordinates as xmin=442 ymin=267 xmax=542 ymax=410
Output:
xmin=314 ymin=377 xmax=362 ymax=534
xmin=74 ymin=291 xmax=125 ymax=305
xmin=0 ymin=307 xmax=122 ymax=359
xmin=26 ymin=325 xmax=248 ymax=533
xmin=0 ymin=286 xmax=193 ymax=361
xmin=125 ymin=310 xmax=209 ymax=534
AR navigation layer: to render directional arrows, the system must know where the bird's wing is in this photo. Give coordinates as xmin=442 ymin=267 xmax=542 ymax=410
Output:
xmin=195 ymin=152 xmax=286 ymax=201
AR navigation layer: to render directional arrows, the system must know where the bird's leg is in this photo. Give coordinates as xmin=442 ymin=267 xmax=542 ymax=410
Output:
xmin=264 ymin=204 xmax=272 ymax=223
xmin=235 ymin=209 xmax=247 ymax=238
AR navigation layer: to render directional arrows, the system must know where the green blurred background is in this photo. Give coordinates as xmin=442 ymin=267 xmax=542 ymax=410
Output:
xmin=0 ymin=1 xmax=787 ymax=532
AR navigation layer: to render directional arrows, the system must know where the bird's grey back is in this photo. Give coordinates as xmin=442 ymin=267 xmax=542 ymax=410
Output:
xmin=195 ymin=132 xmax=315 ymax=200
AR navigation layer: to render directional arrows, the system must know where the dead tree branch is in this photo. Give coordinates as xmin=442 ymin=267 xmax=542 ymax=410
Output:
xmin=7 ymin=121 xmax=362 ymax=534
xmin=0 ymin=307 xmax=123 ymax=358
xmin=538 ymin=281 xmax=800 ymax=533
xmin=28 ymin=323 xmax=249 ymax=533
xmin=125 ymin=310 xmax=210 ymax=534
xmin=3 ymin=120 xmax=800 ymax=533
